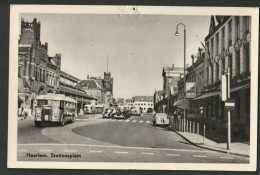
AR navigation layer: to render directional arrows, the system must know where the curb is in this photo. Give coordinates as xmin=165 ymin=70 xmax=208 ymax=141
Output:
xmin=168 ymin=126 xmax=250 ymax=158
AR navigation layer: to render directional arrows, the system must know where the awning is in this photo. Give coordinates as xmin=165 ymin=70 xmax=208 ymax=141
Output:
xmin=230 ymin=83 xmax=250 ymax=92
xmin=193 ymin=83 xmax=250 ymax=100
xmin=59 ymin=85 xmax=96 ymax=100
xmin=173 ymin=99 xmax=190 ymax=109
xmin=193 ymin=91 xmax=220 ymax=100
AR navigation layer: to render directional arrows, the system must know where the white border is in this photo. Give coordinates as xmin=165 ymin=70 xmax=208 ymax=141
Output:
xmin=8 ymin=5 xmax=259 ymax=171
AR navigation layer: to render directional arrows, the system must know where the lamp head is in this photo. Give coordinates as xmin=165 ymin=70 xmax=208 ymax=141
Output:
xmin=175 ymin=31 xmax=179 ymax=36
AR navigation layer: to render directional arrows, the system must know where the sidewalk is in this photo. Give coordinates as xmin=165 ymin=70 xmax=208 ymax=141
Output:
xmin=173 ymin=130 xmax=250 ymax=157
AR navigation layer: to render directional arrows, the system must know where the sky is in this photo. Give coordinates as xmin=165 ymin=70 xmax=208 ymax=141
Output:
xmin=19 ymin=14 xmax=211 ymax=99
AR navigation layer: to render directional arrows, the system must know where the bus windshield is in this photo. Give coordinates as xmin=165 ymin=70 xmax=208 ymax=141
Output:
xmin=36 ymin=100 xmax=60 ymax=107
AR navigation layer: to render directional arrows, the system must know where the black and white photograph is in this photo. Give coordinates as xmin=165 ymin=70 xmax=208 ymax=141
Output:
xmin=8 ymin=5 xmax=259 ymax=170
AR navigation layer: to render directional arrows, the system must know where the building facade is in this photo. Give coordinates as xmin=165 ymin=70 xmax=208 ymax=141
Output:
xmin=18 ymin=18 xmax=61 ymax=115
xmin=76 ymin=76 xmax=104 ymax=105
xmin=132 ymin=96 xmax=154 ymax=113
xmin=162 ymin=64 xmax=184 ymax=98
xmin=153 ymin=64 xmax=184 ymax=114
xmin=193 ymin=16 xmax=251 ymax=141
xmin=59 ymin=71 xmax=96 ymax=113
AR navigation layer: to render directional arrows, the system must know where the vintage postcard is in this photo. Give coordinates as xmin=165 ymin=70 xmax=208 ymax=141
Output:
xmin=8 ymin=5 xmax=259 ymax=170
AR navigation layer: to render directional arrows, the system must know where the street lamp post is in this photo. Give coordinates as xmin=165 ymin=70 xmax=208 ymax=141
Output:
xmin=175 ymin=23 xmax=186 ymax=133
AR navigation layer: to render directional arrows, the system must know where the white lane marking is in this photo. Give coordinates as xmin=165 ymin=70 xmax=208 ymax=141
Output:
xmin=139 ymin=120 xmax=143 ymax=123
xmin=167 ymin=153 xmax=180 ymax=156
xmin=146 ymin=121 xmax=150 ymax=124
xmin=125 ymin=120 xmax=130 ymax=122
xmin=141 ymin=152 xmax=154 ymax=155
xmin=193 ymin=155 xmax=207 ymax=158
xmin=89 ymin=150 xmax=103 ymax=153
xmin=220 ymin=156 xmax=234 ymax=160
xmin=39 ymin=150 xmax=52 ymax=152
xmin=64 ymin=150 xmax=77 ymax=152
xmin=18 ymin=150 xmax=28 ymax=152
xmin=75 ymin=119 xmax=89 ymax=121
xmin=132 ymin=120 xmax=137 ymax=123
xmin=115 ymin=151 xmax=128 ymax=154
xmin=18 ymin=144 xmax=215 ymax=153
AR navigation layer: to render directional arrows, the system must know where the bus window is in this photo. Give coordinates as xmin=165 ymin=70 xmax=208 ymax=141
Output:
xmin=37 ymin=99 xmax=48 ymax=106
xmin=48 ymin=100 xmax=60 ymax=107
xmin=60 ymin=101 xmax=64 ymax=109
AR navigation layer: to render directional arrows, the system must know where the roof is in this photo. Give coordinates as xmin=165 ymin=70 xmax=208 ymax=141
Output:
xmin=163 ymin=66 xmax=184 ymax=72
xmin=60 ymin=70 xmax=81 ymax=82
xmin=76 ymin=79 xmax=102 ymax=90
xmin=36 ymin=93 xmax=77 ymax=103
xmin=59 ymin=85 xmax=97 ymax=100
xmin=132 ymin=96 xmax=153 ymax=102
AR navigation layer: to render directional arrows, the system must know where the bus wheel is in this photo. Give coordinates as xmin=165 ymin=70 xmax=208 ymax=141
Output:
xmin=60 ymin=115 xmax=65 ymax=126
xmin=34 ymin=121 xmax=41 ymax=127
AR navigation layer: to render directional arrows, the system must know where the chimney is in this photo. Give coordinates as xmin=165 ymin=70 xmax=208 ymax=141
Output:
xmin=87 ymin=74 xmax=89 ymax=79
xmin=191 ymin=55 xmax=194 ymax=65
xmin=172 ymin=64 xmax=174 ymax=69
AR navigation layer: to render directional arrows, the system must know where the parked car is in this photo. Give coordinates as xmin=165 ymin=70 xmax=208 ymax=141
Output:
xmin=102 ymin=108 xmax=111 ymax=118
xmin=123 ymin=109 xmax=132 ymax=119
xmin=112 ymin=109 xmax=125 ymax=119
xmin=153 ymin=113 xmax=169 ymax=126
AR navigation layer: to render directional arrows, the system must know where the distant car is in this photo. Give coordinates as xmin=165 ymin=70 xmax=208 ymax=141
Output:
xmin=153 ymin=113 xmax=169 ymax=126
xmin=112 ymin=109 xmax=125 ymax=119
xmin=102 ymin=108 xmax=110 ymax=118
xmin=123 ymin=109 xmax=132 ymax=119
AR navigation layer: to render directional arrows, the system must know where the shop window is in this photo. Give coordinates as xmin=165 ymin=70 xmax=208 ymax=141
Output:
xmin=244 ymin=44 xmax=250 ymax=72
xmin=222 ymin=58 xmax=225 ymax=75
xmin=18 ymin=65 xmax=21 ymax=77
xmin=228 ymin=54 xmax=233 ymax=78
xmin=43 ymin=69 xmax=46 ymax=82
xmin=216 ymin=63 xmax=219 ymax=81
xmin=24 ymin=60 xmax=27 ymax=76
xmin=222 ymin=27 xmax=225 ymax=51
xmin=245 ymin=89 xmax=250 ymax=114
xmin=236 ymin=50 xmax=240 ymax=75
xmin=235 ymin=92 xmax=240 ymax=120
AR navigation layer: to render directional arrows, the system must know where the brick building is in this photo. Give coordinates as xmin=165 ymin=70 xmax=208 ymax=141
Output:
xmin=18 ymin=18 xmax=61 ymax=115
xmin=193 ymin=16 xmax=251 ymax=141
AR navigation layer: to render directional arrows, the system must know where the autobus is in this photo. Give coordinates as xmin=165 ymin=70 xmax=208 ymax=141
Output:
xmin=34 ymin=94 xmax=77 ymax=127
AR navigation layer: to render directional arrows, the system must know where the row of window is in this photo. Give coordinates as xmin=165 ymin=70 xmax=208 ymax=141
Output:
xmin=134 ymin=103 xmax=153 ymax=106
xmin=35 ymin=66 xmax=59 ymax=88
xmin=206 ymin=17 xmax=250 ymax=85
xmin=207 ymin=16 xmax=250 ymax=57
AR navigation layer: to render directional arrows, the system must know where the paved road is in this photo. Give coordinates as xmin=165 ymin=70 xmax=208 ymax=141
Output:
xmin=17 ymin=114 xmax=249 ymax=163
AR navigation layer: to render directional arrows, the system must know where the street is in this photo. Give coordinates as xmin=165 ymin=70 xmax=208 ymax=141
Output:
xmin=17 ymin=114 xmax=249 ymax=163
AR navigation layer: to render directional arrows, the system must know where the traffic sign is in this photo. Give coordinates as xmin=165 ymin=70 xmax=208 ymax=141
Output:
xmin=225 ymin=98 xmax=235 ymax=111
